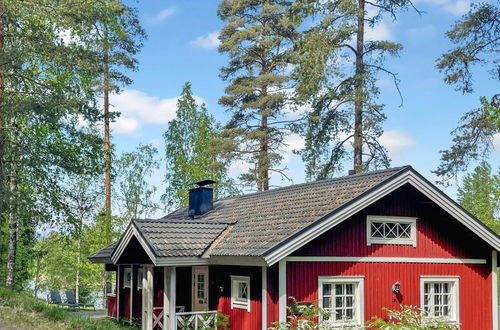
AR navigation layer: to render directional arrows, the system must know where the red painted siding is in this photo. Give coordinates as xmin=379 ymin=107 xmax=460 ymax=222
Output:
xmin=267 ymin=264 xmax=279 ymax=328
xmin=107 ymin=295 xmax=117 ymax=318
xmin=286 ymin=261 xmax=492 ymax=330
xmin=292 ymin=185 xmax=490 ymax=260
xmin=210 ymin=265 xmax=262 ymax=330
xmin=284 ymin=185 xmax=494 ymax=330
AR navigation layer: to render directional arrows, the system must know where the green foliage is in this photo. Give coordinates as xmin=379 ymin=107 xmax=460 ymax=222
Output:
xmin=115 ymin=144 xmax=160 ymax=219
xmin=269 ymin=298 xmax=328 ymax=330
xmin=366 ymin=305 xmax=459 ymax=329
xmin=163 ymin=82 xmax=239 ymax=210
xmin=293 ymin=0 xmax=417 ymax=179
xmin=0 ymin=286 xmax=133 ymax=329
xmin=457 ymin=161 xmax=500 ymax=233
xmin=216 ymin=0 xmax=303 ymax=190
xmin=435 ymin=3 xmax=499 ymax=182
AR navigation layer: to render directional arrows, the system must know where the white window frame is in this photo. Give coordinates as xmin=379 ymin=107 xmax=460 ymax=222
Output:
xmin=123 ymin=268 xmax=132 ymax=288
xmin=420 ymin=276 xmax=459 ymax=324
xmin=367 ymin=215 xmax=417 ymax=247
xmin=318 ymin=276 xmax=364 ymax=327
xmin=231 ymin=275 xmax=250 ymax=312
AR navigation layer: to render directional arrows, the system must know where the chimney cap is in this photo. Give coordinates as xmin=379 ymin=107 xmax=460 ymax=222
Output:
xmin=192 ymin=179 xmax=216 ymax=187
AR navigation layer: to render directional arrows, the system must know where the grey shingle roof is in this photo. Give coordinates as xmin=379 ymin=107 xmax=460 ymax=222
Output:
xmin=88 ymin=242 xmax=117 ymax=263
xmin=89 ymin=166 xmax=409 ymax=262
xmin=134 ymin=220 xmax=228 ymax=257
xmin=161 ymin=166 xmax=409 ymax=257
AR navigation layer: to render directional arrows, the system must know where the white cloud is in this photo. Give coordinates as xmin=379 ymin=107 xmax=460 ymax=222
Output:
xmin=365 ymin=21 xmax=393 ymax=41
xmin=379 ymin=130 xmax=415 ymax=161
xmin=190 ymin=31 xmax=220 ymax=50
xmin=493 ymin=133 xmax=500 ymax=151
xmin=109 ymin=89 xmax=205 ymax=136
xmin=149 ymin=8 xmax=175 ymax=24
xmin=149 ymin=138 xmax=164 ymax=149
xmin=112 ymin=116 xmax=140 ymax=135
xmin=282 ymin=134 xmax=305 ymax=163
xmin=413 ymin=0 xmax=472 ymax=16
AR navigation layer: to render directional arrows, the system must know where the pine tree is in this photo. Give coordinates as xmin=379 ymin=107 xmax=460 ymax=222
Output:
xmin=216 ymin=0 xmax=302 ymax=191
xmin=457 ymin=162 xmax=500 ymax=233
xmin=434 ymin=3 xmax=499 ymax=183
xmin=163 ymin=82 xmax=239 ymax=210
xmin=294 ymin=0 xmax=418 ymax=179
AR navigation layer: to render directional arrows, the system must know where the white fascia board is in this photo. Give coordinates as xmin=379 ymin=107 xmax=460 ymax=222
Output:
xmin=285 ymin=256 xmax=486 ymax=264
xmin=111 ymin=224 xmax=157 ymax=265
xmin=155 ymin=256 xmax=268 ymax=267
xmin=264 ymin=170 xmax=500 ymax=266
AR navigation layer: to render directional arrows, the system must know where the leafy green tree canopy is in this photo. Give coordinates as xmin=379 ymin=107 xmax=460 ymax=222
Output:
xmin=163 ymin=82 xmax=239 ymax=211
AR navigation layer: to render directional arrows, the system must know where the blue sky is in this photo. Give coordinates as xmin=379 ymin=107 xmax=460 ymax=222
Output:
xmin=110 ymin=0 xmax=499 ymax=212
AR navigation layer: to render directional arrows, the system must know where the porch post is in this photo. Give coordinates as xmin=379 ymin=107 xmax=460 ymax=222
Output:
xmin=130 ymin=265 xmax=134 ymax=324
xmin=142 ymin=266 xmax=153 ymax=330
xmin=169 ymin=267 xmax=177 ymax=330
xmin=117 ymin=265 xmax=121 ymax=320
xmin=262 ymin=266 xmax=267 ymax=330
xmin=278 ymin=260 xmax=286 ymax=323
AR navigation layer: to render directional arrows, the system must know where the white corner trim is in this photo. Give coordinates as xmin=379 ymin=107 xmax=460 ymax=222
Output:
xmin=284 ymin=256 xmax=487 ymax=264
xmin=318 ymin=276 xmax=365 ymax=326
xmin=366 ymin=216 xmax=417 ymax=247
xmin=493 ymin=250 xmax=498 ymax=330
xmin=264 ymin=170 xmax=500 ymax=266
xmin=420 ymin=276 xmax=459 ymax=324
xmin=278 ymin=260 xmax=287 ymax=323
xmin=262 ymin=267 xmax=267 ymax=330
xmin=111 ymin=224 xmax=157 ymax=265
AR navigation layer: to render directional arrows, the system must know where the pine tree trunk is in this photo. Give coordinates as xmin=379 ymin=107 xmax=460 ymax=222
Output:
xmin=6 ymin=172 xmax=17 ymax=288
xmin=353 ymin=0 xmax=365 ymax=173
xmin=258 ymin=113 xmax=269 ymax=191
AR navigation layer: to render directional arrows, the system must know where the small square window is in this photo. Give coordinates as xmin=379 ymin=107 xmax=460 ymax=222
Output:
xmin=367 ymin=216 xmax=417 ymax=247
xmin=231 ymin=276 xmax=250 ymax=312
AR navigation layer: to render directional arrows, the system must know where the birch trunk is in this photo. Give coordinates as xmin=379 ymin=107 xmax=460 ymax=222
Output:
xmin=6 ymin=172 xmax=18 ymax=288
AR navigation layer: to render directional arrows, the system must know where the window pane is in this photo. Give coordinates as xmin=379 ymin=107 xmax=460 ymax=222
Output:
xmin=345 ymin=308 xmax=353 ymax=319
xmin=323 ymin=284 xmax=331 ymax=296
xmin=335 ymin=309 xmax=343 ymax=321
xmin=386 ymin=223 xmax=397 ymax=238
xmin=238 ymin=282 xmax=248 ymax=299
xmin=323 ymin=297 xmax=331 ymax=309
xmin=335 ymin=296 xmax=343 ymax=308
xmin=345 ymin=284 xmax=353 ymax=295
xmin=335 ymin=284 xmax=343 ymax=295
xmin=371 ymin=223 xmax=383 ymax=237
xmin=346 ymin=296 xmax=353 ymax=307
xmin=399 ymin=223 xmax=411 ymax=238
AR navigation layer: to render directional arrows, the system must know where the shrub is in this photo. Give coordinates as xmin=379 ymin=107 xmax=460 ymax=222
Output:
xmin=366 ymin=305 xmax=460 ymax=329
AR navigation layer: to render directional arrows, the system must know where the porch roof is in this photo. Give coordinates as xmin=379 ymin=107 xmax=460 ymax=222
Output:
xmin=88 ymin=242 xmax=117 ymax=263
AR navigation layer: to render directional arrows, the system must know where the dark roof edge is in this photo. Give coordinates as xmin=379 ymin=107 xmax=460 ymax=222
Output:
xmin=261 ymin=166 xmax=413 ymax=257
xmin=408 ymin=167 xmax=500 ymax=241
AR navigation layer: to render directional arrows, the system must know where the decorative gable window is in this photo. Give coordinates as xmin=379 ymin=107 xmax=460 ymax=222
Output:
xmin=318 ymin=276 xmax=364 ymax=327
xmin=367 ymin=216 xmax=417 ymax=247
xmin=231 ymin=276 xmax=250 ymax=311
xmin=420 ymin=277 xmax=459 ymax=323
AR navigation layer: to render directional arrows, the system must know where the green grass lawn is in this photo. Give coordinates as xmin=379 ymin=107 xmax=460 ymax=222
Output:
xmin=0 ymin=287 xmax=134 ymax=330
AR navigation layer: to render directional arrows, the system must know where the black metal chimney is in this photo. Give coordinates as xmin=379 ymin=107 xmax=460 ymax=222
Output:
xmin=188 ymin=180 xmax=216 ymax=217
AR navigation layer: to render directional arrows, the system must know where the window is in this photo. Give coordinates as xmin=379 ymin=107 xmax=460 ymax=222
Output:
xmin=318 ymin=277 xmax=364 ymax=327
xmin=231 ymin=276 xmax=250 ymax=311
xmin=420 ymin=277 xmax=459 ymax=323
xmin=123 ymin=268 xmax=131 ymax=288
xmin=137 ymin=268 xmax=143 ymax=290
xmin=367 ymin=216 xmax=417 ymax=246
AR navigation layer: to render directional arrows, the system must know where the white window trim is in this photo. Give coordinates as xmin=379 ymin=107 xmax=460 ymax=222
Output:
xmin=318 ymin=276 xmax=364 ymax=327
xmin=420 ymin=276 xmax=460 ymax=324
xmin=367 ymin=215 xmax=417 ymax=247
xmin=231 ymin=275 xmax=250 ymax=312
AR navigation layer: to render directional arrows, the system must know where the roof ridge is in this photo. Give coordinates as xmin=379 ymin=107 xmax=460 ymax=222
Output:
xmin=216 ymin=165 xmax=411 ymax=201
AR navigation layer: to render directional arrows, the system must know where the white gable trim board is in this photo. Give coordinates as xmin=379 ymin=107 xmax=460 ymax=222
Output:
xmin=264 ymin=169 xmax=500 ymax=266
xmin=111 ymin=224 xmax=157 ymax=265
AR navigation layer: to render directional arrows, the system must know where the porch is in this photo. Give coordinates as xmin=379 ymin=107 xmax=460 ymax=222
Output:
xmin=107 ymin=264 xmax=263 ymax=330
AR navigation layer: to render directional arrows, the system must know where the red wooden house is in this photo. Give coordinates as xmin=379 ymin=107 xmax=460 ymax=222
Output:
xmin=89 ymin=166 xmax=500 ymax=329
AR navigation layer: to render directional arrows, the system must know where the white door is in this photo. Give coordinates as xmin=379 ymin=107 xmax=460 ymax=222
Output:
xmin=192 ymin=266 xmax=209 ymax=311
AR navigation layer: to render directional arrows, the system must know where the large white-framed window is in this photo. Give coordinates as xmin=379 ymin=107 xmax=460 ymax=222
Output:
xmin=231 ymin=275 xmax=250 ymax=312
xmin=367 ymin=215 xmax=417 ymax=247
xmin=318 ymin=276 xmax=364 ymax=327
xmin=420 ymin=276 xmax=459 ymax=323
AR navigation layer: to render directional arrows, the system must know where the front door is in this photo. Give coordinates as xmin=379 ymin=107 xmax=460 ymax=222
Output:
xmin=192 ymin=266 xmax=208 ymax=311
